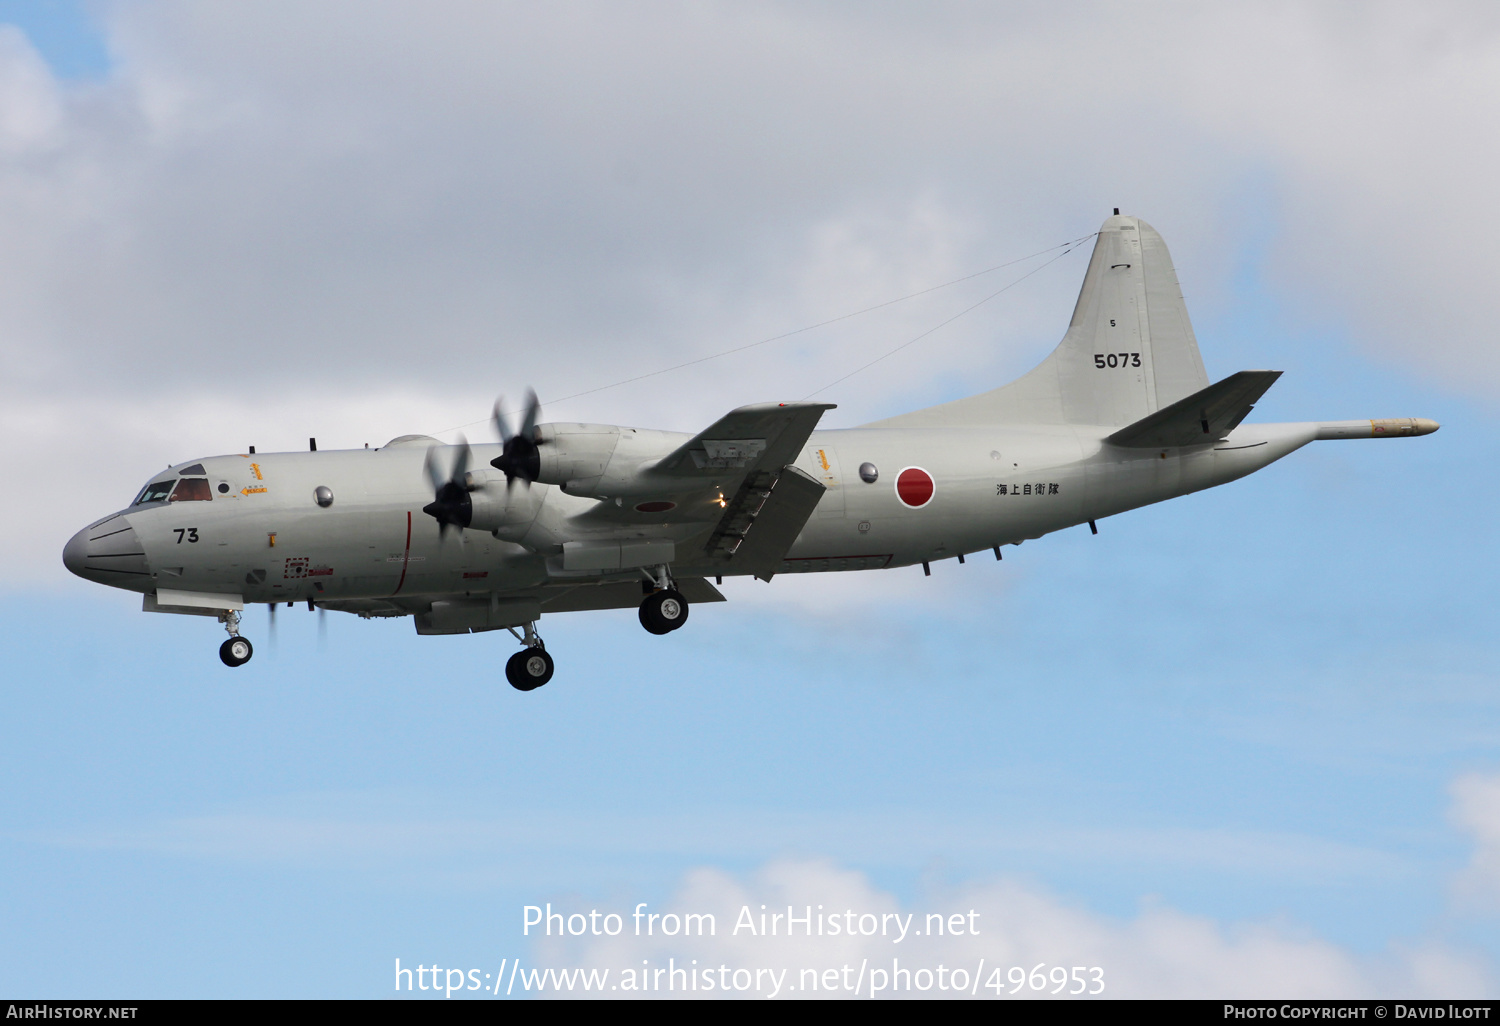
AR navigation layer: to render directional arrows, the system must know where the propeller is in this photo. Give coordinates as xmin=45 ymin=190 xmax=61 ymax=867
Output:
xmin=421 ymin=435 xmax=474 ymax=535
xmin=490 ymin=388 xmax=543 ymax=489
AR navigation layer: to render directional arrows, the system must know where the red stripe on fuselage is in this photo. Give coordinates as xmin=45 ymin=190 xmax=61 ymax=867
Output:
xmin=392 ymin=511 xmax=412 ymax=595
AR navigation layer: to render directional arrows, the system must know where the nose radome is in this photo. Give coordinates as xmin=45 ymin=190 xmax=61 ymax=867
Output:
xmin=63 ymin=514 xmax=149 ymax=585
xmin=62 ymin=526 xmax=89 ymax=578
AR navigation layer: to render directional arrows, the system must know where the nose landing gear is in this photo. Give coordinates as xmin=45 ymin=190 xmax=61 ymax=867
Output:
xmin=218 ymin=610 xmax=253 ymax=667
xmin=504 ymin=621 xmax=553 ymax=691
xmin=220 ymin=636 xmax=253 ymax=666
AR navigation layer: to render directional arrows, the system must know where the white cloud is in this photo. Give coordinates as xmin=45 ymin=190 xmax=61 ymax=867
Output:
xmin=533 ymin=859 xmax=1489 ymax=999
xmin=0 ymin=25 xmax=61 ymax=147
xmin=21 ymin=775 xmax=1500 ymax=998
xmin=3 ymin=0 xmax=1495 ymax=436
xmin=15 ymin=1 xmax=1498 ymax=589
xmin=1451 ymin=771 xmax=1500 ymax=910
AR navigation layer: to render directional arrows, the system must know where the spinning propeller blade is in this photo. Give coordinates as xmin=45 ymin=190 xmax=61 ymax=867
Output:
xmin=491 ymin=388 xmax=544 ymax=489
xmin=519 ymin=387 xmax=541 ymax=440
xmin=420 ymin=434 xmax=474 ymax=535
xmin=492 ymin=398 xmax=512 ymax=444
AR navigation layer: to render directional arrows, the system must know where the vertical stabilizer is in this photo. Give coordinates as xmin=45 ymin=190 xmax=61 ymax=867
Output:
xmin=863 ymin=214 xmax=1210 ymax=429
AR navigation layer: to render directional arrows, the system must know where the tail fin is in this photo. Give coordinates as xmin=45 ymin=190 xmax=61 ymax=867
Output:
xmin=864 ymin=214 xmax=1210 ymax=429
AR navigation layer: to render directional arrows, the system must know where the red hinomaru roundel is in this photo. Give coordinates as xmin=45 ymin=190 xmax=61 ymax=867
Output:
xmin=895 ymin=467 xmax=934 ymax=508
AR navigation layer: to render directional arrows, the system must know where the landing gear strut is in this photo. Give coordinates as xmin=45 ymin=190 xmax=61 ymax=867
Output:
xmin=504 ymin=621 xmax=553 ymax=691
xmin=639 ymin=564 xmax=689 ymax=635
xmin=218 ymin=609 xmax=253 ymax=667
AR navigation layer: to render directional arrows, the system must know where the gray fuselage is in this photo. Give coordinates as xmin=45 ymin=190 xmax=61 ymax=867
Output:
xmin=64 ymin=420 xmax=1313 ymax=610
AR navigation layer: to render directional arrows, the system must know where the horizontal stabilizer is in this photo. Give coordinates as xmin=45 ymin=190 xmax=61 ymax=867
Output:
xmin=1106 ymin=370 xmax=1282 ymax=448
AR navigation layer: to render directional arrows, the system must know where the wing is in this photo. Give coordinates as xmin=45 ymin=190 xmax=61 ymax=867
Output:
xmin=573 ymin=401 xmax=836 ymax=525
xmin=650 ymin=401 xmax=836 ymax=482
xmin=540 ymin=577 xmax=726 ymax=613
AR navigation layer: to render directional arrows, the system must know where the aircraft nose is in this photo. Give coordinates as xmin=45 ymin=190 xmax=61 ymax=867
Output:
xmin=62 ymin=526 xmax=89 ymax=578
xmin=62 ymin=514 xmax=149 ymax=585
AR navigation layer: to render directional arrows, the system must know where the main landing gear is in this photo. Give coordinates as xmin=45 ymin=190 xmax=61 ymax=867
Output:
xmin=504 ymin=621 xmax=554 ymax=692
xmin=218 ymin=609 xmax=253 ymax=667
xmin=639 ymin=564 xmax=689 ymax=636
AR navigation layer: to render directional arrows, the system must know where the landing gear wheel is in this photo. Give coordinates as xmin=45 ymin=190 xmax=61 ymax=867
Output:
xmin=506 ymin=647 xmax=554 ymax=691
xmin=219 ymin=636 xmax=253 ymax=667
xmin=639 ymin=589 xmax=689 ymax=635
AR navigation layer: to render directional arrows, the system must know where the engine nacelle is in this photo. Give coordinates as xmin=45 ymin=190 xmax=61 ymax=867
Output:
xmin=463 ymin=469 xmax=545 ymax=537
xmin=539 ymin=425 xmax=698 ymax=500
xmin=533 ymin=424 xmax=621 ymax=486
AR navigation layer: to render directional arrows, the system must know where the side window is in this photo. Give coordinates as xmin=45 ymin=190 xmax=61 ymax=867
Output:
xmin=169 ymin=478 xmax=213 ymax=502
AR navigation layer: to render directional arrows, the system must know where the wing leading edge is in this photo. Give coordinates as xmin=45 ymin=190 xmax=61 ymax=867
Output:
xmin=651 ymin=402 xmax=836 ymax=479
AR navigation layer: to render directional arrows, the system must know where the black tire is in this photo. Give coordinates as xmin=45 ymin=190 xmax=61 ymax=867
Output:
xmin=506 ymin=647 xmax=554 ymax=691
xmin=219 ymin=636 xmax=253 ymax=667
xmin=639 ymin=589 xmax=690 ymax=635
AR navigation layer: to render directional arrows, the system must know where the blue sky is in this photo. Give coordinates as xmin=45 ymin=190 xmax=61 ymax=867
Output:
xmin=0 ymin=1 xmax=107 ymax=78
xmin=2 ymin=1 xmax=1498 ymax=999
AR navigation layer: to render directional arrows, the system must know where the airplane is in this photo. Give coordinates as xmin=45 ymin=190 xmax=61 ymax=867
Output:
xmin=63 ymin=211 xmax=1438 ymax=690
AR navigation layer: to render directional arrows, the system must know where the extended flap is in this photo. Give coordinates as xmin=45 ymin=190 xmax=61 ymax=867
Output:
xmin=706 ymin=464 xmax=826 ymax=581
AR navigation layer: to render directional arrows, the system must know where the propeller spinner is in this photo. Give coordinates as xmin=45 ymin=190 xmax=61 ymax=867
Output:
xmin=491 ymin=388 xmax=543 ymax=488
xmin=421 ymin=435 xmax=473 ymax=535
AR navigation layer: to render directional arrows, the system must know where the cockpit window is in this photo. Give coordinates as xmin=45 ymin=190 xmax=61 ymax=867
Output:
xmin=169 ymin=478 xmax=213 ymax=502
xmin=134 ymin=479 xmax=176 ymax=505
xmin=177 ymin=463 xmax=206 ymax=476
